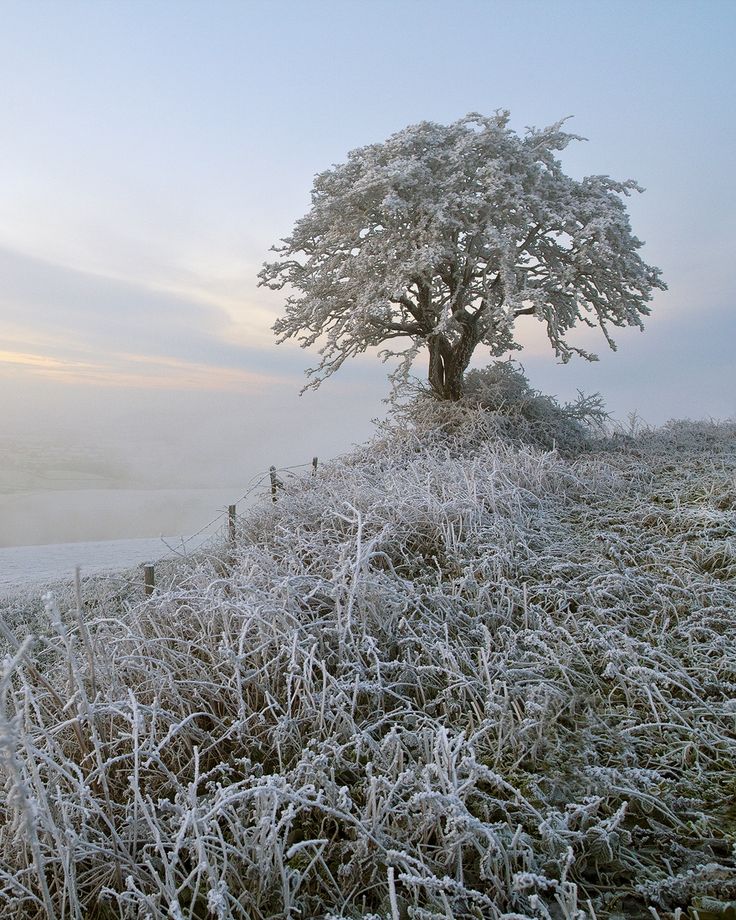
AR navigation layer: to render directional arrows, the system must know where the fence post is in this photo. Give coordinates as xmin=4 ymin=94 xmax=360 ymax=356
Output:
xmin=228 ymin=504 xmax=237 ymax=543
xmin=144 ymin=564 xmax=155 ymax=596
xmin=270 ymin=466 xmax=279 ymax=503
xmin=312 ymin=456 xmax=318 ymax=475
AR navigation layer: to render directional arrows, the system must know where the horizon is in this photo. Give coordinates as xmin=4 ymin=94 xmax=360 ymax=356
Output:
xmin=1 ymin=0 xmax=734 ymax=544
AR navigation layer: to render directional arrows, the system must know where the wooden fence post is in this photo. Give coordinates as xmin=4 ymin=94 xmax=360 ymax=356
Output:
xmin=228 ymin=504 xmax=237 ymax=543
xmin=144 ymin=564 xmax=155 ymax=596
xmin=270 ymin=466 xmax=279 ymax=503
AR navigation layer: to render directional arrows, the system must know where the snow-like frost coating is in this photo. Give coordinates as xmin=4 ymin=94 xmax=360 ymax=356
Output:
xmin=0 ymin=395 xmax=734 ymax=919
xmin=260 ymin=112 xmax=665 ymax=400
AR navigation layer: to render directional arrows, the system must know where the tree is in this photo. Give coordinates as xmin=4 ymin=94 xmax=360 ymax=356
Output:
xmin=259 ymin=112 xmax=665 ymax=401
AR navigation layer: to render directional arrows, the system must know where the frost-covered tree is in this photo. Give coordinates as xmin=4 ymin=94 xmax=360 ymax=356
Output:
xmin=260 ymin=112 xmax=665 ymax=400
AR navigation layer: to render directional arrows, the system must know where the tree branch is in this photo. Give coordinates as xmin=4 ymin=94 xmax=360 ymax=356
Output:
xmin=389 ymin=293 xmax=430 ymax=329
xmin=516 ymin=223 xmax=543 ymax=257
xmin=368 ymin=318 xmax=422 ymax=336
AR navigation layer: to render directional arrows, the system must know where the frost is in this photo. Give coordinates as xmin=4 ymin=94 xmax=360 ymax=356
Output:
xmin=0 ymin=400 xmax=734 ymax=918
xmin=260 ymin=112 xmax=665 ymax=400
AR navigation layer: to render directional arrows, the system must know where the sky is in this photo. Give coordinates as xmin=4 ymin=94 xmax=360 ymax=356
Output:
xmin=1 ymin=0 xmax=734 ymax=538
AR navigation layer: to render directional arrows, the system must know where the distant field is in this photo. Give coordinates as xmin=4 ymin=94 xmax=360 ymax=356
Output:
xmin=0 ymin=487 xmax=244 ymax=547
xmin=0 ymin=438 xmax=129 ymax=493
xmin=0 ymin=437 xmax=256 ymax=548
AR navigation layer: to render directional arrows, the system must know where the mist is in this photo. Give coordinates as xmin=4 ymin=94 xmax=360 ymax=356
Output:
xmin=4 ymin=293 xmax=736 ymax=548
xmin=0 ymin=367 xmax=389 ymax=546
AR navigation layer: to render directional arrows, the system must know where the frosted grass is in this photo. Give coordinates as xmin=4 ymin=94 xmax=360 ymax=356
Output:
xmin=0 ymin=398 xmax=734 ymax=919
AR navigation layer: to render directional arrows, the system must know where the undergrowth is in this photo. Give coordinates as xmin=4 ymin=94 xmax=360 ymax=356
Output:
xmin=0 ymin=378 xmax=735 ymax=919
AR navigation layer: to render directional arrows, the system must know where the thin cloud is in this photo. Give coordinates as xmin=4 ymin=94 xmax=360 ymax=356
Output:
xmin=0 ymin=347 xmax=283 ymax=391
xmin=0 ymin=246 xmax=304 ymax=388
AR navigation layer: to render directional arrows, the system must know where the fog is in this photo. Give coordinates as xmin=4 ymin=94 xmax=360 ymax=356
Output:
xmin=4 ymin=296 xmax=735 ymax=549
xmin=0 ymin=367 xmax=389 ymax=547
xmin=1 ymin=0 xmax=733 ymax=552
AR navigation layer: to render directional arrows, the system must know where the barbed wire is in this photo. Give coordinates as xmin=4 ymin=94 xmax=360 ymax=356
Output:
xmin=142 ymin=461 xmax=317 ymax=568
xmin=1 ymin=455 xmax=353 ymax=601
xmin=1 ymin=460 xmax=321 ymax=597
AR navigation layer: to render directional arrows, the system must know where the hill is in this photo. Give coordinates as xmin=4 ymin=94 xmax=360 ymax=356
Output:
xmin=1 ymin=382 xmax=734 ymax=919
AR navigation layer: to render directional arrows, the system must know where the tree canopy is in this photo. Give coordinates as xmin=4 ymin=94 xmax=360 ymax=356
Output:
xmin=260 ymin=112 xmax=666 ymax=400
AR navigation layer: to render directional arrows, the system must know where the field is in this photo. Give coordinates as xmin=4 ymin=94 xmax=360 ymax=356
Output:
xmin=0 ymin=436 xmax=246 ymax=549
xmin=0 ymin=385 xmax=734 ymax=919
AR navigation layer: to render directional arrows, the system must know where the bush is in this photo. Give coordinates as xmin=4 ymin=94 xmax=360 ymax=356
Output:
xmin=384 ymin=361 xmax=608 ymax=456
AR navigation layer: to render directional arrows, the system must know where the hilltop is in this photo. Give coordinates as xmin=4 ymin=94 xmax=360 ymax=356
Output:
xmin=1 ymin=372 xmax=734 ymax=919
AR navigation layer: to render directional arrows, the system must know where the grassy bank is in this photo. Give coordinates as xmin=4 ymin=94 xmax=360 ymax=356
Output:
xmin=1 ymin=386 xmax=734 ymax=919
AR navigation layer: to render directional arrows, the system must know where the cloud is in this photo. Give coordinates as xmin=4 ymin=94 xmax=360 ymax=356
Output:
xmin=0 ymin=246 xmax=305 ymax=389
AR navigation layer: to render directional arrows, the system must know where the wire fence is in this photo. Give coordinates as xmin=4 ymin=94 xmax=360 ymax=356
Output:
xmin=77 ymin=459 xmax=322 ymax=596
xmin=2 ymin=434 xmax=375 ymax=605
xmin=0 ymin=456 xmax=339 ymax=661
xmin=152 ymin=461 xmax=314 ymax=562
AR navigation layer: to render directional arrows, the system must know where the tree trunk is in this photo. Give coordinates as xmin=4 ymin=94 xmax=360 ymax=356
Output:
xmin=427 ymin=324 xmax=478 ymax=401
xmin=442 ymin=364 xmax=465 ymax=401
xmin=428 ymin=336 xmax=448 ymax=397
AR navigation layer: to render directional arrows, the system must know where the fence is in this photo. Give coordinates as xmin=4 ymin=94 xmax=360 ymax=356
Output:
xmin=138 ymin=456 xmax=321 ymax=596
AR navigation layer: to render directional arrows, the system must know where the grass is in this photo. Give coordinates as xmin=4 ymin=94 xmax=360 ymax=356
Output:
xmin=0 ymin=380 xmax=734 ymax=919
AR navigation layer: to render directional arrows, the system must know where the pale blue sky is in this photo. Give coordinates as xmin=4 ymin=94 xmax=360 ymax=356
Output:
xmin=1 ymin=0 xmax=734 ymax=473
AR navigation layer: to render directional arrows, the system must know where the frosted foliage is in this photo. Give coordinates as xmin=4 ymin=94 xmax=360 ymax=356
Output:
xmin=260 ymin=112 xmax=665 ymax=399
xmin=1 ymin=414 xmax=735 ymax=918
xmin=394 ymin=361 xmax=610 ymax=454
